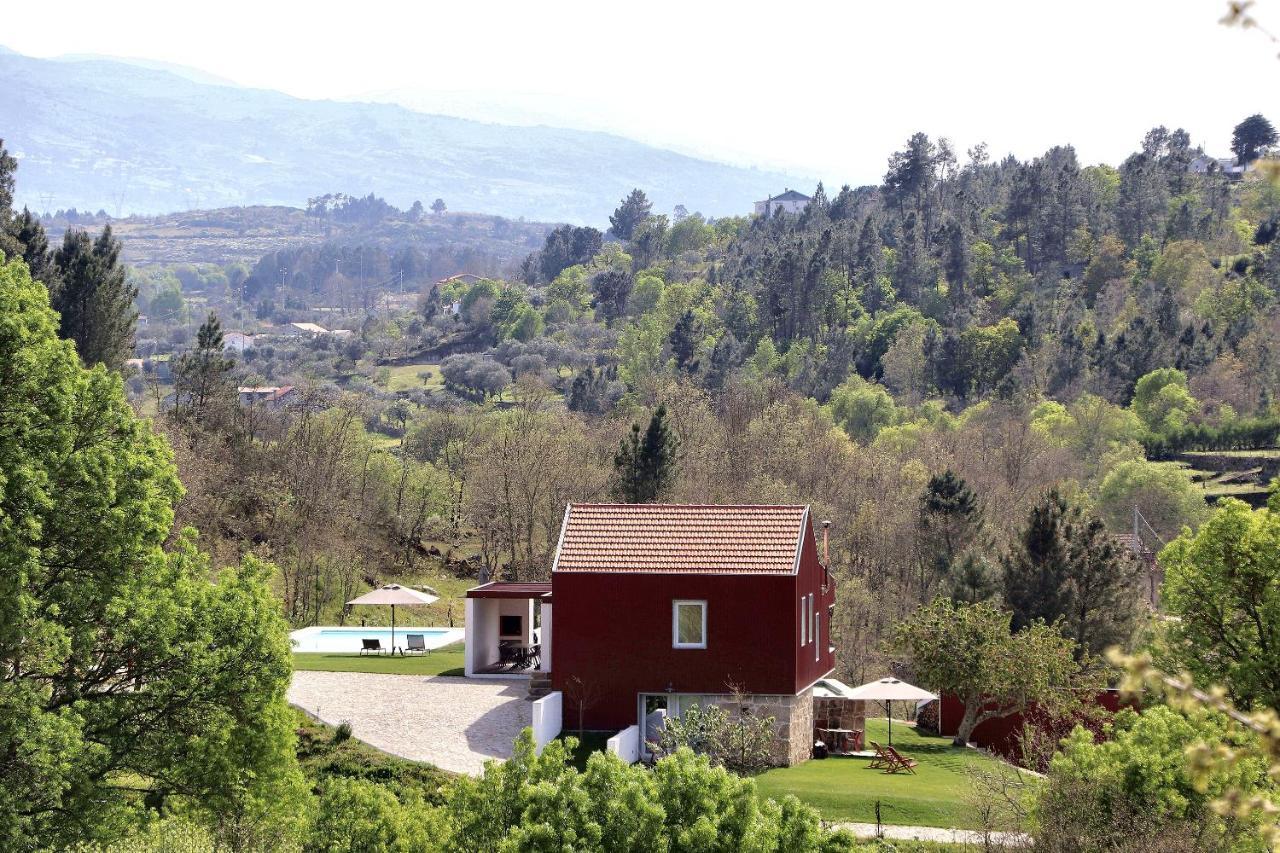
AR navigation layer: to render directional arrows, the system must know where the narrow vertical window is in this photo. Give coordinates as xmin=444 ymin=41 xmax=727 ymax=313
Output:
xmin=800 ymin=596 xmax=807 ymax=646
xmin=814 ymin=611 xmax=820 ymax=662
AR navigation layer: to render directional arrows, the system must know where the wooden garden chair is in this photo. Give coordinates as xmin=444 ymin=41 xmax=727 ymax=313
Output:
xmin=867 ymin=741 xmax=893 ymax=770
xmin=883 ymin=745 xmax=918 ymax=774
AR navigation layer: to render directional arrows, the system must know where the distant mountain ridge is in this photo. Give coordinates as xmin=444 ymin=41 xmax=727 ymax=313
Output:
xmin=0 ymin=48 xmax=809 ymax=224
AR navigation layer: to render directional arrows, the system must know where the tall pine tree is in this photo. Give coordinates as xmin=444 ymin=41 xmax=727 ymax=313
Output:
xmin=608 ymin=188 xmax=652 ymax=241
xmin=51 ymin=225 xmax=136 ymax=370
xmin=1002 ymin=490 xmax=1144 ymax=659
xmin=612 ymin=405 xmax=679 ymax=503
xmin=173 ymin=312 xmax=234 ymax=427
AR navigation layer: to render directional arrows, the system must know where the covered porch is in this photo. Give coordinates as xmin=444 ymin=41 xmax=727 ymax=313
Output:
xmin=464 ymin=582 xmax=552 ymax=678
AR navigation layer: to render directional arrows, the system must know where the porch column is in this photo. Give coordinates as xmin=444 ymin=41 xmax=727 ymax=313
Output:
xmin=464 ymin=598 xmax=477 ymax=677
xmin=539 ymin=602 xmax=552 ymax=672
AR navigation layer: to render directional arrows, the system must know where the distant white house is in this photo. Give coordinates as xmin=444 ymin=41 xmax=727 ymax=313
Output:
xmin=1188 ymin=154 xmax=1250 ymax=179
xmin=223 ymin=331 xmax=256 ymax=353
xmin=754 ymin=189 xmax=811 ymax=217
xmin=330 ymin=329 xmax=354 ymax=340
xmin=277 ymin=322 xmax=329 ymax=337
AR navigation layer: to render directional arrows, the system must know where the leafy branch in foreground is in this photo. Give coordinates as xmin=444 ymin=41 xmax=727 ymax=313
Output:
xmin=1108 ymin=648 xmax=1280 ymax=847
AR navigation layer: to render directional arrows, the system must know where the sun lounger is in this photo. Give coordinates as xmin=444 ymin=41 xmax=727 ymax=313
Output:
xmin=868 ymin=741 xmax=893 ymax=769
xmin=404 ymin=634 xmax=428 ymax=655
xmin=883 ymin=745 xmax=918 ymax=774
xmin=360 ymin=638 xmax=384 ymax=655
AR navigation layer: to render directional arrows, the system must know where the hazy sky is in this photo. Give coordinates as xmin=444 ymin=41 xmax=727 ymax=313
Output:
xmin=6 ymin=0 xmax=1277 ymax=185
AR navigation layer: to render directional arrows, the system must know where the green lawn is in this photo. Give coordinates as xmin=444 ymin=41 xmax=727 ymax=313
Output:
xmin=293 ymin=642 xmax=465 ymax=676
xmin=557 ymin=730 xmax=612 ymax=770
xmin=381 ymin=362 xmax=442 ymax=392
xmin=755 ymin=718 xmax=1031 ymax=829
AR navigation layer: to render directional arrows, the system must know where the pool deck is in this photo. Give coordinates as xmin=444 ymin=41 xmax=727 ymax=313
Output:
xmin=287 ymin=670 xmax=530 ymax=775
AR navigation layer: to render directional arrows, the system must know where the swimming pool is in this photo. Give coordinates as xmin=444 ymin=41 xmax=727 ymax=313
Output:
xmin=290 ymin=626 xmax=464 ymax=653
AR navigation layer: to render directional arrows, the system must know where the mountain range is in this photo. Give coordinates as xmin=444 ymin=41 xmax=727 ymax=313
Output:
xmin=0 ymin=47 xmax=810 ymax=224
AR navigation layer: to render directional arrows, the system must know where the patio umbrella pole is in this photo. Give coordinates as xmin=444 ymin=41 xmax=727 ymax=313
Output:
xmin=391 ymin=604 xmax=396 ymax=655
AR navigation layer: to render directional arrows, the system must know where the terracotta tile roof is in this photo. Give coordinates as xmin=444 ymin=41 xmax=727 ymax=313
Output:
xmin=552 ymin=504 xmax=809 ymax=575
xmin=466 ymin=582 xmax=553 ymax=599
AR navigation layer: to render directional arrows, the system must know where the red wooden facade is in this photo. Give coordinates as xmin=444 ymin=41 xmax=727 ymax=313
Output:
xmin=549 ymin=504 xmax=835 ymax=731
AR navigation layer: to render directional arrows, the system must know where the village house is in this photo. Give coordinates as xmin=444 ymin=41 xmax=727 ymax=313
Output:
xmin=237 ymin=385 xmax=296 ymax=408
xmin=754 ymin=189 xmax=811 ymax=217
xmin=222 ymin=331 xmax=256 ymax=353
xmin=464 ymin=503 xmax=862 ymax=766
xmin=276 ymin=321 xmax=329 ymax=337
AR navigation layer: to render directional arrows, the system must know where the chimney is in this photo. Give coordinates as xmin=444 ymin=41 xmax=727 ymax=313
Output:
xmin=822 ymin=520 xmax=831 ymax=564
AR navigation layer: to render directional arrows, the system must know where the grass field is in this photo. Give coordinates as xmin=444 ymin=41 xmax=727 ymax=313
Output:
xmin=381 ymin=362 xmax=443 ymax=392
xmin=755 ymin=718 xmax=1030 ymax=829
xmin=293 ymin=642 xmax=466 ymax=676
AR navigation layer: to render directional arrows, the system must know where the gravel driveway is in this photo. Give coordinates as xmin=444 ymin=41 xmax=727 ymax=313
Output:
xmin=288 ymin=671 xmax=531 ymax=775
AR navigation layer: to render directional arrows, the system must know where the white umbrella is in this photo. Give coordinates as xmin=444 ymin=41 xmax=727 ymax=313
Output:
xmin=347 ymin=584 xmax=439 ymax=654
xmin=843 ymin=677 xmax=939 ymax=745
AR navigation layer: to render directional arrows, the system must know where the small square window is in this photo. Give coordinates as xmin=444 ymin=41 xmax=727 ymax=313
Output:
xmin=673 ymin=600 xmax=706 ymax=649
xmin=500 ymin=614 xmax=522 ymax=637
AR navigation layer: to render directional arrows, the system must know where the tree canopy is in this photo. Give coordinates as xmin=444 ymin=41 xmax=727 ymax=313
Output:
xmin=893 ymin=598 xmax=1090 ymax=745
xmin=0 ymin=257 xmax=304 ymax=847
xmin=1159 ymin=492 xmax=1280 ymax=712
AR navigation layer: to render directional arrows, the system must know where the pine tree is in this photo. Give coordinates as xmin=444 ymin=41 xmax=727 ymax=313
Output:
xmin=173 ymin=312 xmax=234 ymax=427
xmin=612 ymin=405 xmax=679 ymax=503
xmin=1231 ymin=113 xmax=1278 ymax=166
xmin=1002 ymin=490 xmax=1143 ymax=659
xmin=917 ymin=469 xmax=985 ymax=594
xmin=668 ymin=310 xmax=702 ymax=374
xmin=50 ymin=225 xmax=137 ymax=370
xmin=608 ymin=188 xmax=652 ymax=241
xmin=8 ymin=208 xmax=57 ymax=287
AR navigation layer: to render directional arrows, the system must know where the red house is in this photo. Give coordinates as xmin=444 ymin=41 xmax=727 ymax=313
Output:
xmin=466 ymin=503 xmax=839 ymax=765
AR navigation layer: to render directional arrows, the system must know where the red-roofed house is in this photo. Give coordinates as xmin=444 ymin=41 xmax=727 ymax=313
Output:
xmin=464 ymin=503 xmax=839 ymax=765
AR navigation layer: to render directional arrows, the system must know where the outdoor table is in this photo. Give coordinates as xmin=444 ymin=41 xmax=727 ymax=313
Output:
xmin=816 ymin=727 xmax=862 ymax=754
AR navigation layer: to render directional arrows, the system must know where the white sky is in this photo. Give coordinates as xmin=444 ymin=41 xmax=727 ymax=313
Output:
xmin=6 ymin=0 xmax=1278 ymax=184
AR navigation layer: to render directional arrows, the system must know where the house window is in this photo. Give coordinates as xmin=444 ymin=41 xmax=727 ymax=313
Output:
xmin=814 ymin=610 xmax=820 ymax=662
xmin=500 ymin=614 xmax=522 ymax=637
xmin=673 ymin=600 xmax=707 ymax=649
xmin=799 ymin=596 xmax=807 ymax=646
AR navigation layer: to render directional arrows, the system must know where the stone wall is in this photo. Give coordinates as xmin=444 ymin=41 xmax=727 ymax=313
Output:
xmin=814 ymin=697 xmax=867 ymax=734
xmin=708 ymin=689 xmax=815 ymax=766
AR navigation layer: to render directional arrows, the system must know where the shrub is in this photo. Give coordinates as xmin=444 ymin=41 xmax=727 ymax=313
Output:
xmin=650 ymin=702 xmax=777 ymax=776
xmin=1033 ymin=706 xmax=1272 ymax=852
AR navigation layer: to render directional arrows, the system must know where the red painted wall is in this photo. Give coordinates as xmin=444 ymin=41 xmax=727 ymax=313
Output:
xmin=794 ymin=519 xmax=837 ymax=693
xmin=932 ymin=691 xmax=1126 ymax=761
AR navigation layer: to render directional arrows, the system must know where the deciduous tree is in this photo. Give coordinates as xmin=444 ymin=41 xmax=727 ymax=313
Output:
xmin=0 ymin=258 xmax=305 ymax=847
xmin=893 ymin=598 xmax=1089 ymax=745
xmin=1159 ymin=493 xmax=1280 ymax=711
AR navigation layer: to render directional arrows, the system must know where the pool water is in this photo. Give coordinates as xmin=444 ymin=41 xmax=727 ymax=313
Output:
xmin=290 ymin=625 xmax=464 ymax=653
